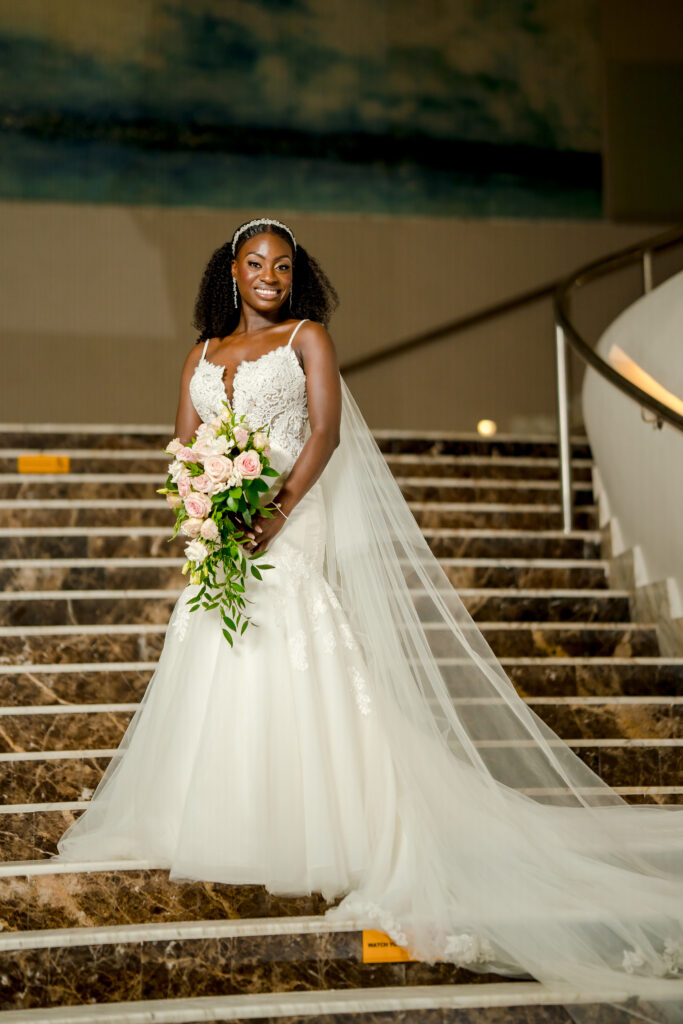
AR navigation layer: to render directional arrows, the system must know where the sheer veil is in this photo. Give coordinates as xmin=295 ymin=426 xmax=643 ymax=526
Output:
xmin=319 ymin=376 xmax=683 ymax=1022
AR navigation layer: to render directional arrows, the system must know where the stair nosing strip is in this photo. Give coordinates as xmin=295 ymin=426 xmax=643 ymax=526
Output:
xmin=0 ymin=738 xmax=679 ymax=769
xmin=1 ymin=657 xmax=680 ymax=673
xmin=0 ymin=621 xmax=655 ymax=636
xmin=0 ymin=587 xmax=631 ymax=602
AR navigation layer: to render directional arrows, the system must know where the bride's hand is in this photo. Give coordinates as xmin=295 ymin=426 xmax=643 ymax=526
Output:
xmin=242 ymin=508 xmax=285 ymax=556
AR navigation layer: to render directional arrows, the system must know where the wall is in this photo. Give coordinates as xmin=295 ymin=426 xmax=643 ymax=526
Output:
xmin=0 ymin=200 xmax=668 ymax=431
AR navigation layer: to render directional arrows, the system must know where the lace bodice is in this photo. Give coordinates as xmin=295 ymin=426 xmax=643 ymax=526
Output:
xmin=189 ymin=321 xmax=309 ymax=465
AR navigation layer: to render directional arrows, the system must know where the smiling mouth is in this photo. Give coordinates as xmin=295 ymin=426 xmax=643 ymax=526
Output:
xmin=255 ymin=287 xmax=279 ymax=298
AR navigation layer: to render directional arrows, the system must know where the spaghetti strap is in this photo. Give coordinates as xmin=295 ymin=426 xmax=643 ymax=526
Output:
xmin=287 ymin=319 xmax=308 ymax=347
xmin=200 ymin=338 xmax=211 ymax=361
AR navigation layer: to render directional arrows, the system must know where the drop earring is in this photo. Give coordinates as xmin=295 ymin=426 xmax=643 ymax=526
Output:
xmin=232 ymin=277 xmax=239 ymax=307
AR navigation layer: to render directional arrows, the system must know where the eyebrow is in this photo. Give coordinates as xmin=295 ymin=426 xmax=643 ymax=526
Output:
xmin=247 ymin=251 xmax=292 ymax=261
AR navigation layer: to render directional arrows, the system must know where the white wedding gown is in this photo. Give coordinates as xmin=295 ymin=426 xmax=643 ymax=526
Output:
xmin=56 ymin=321 xmax=683 ymax=1021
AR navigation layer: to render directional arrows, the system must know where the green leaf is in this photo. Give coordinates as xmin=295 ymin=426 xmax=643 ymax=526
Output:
xmin=241 ymin=620 xmax=249 ymax=634
xmin=243 ymin=509 xmax=252 ymax=527
xmin=261 ymin=466 xmax=279 ymax=477
xmin=222 ymin=628 xmax=234 ymax=647
xmin=251 ymin=565 xmax=262 ymax=580
xmin=229 ymin=488 xmax=243 ymax=499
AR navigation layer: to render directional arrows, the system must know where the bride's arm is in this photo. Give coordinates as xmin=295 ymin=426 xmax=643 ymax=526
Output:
xmin=249 ymin=321 xmax=341 ymax=554
xmin=173 ymin=345 xmax=203 ymax=444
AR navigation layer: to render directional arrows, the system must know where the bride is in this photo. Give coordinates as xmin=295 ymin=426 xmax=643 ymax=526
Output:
xmin=56 ymin=217 xmax=683 ymax=1020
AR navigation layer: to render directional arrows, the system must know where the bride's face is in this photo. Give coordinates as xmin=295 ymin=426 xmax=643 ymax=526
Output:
xmin=232 ymin=232 xmax=294 ymax=314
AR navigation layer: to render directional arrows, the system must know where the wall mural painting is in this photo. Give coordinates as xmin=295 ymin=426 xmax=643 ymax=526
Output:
xmin=0 ymin=0 xmax=602 ymax=217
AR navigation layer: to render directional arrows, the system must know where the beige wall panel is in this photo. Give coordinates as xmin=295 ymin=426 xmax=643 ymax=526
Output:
xmin=0 ymin=201 xmax=670 ymax=431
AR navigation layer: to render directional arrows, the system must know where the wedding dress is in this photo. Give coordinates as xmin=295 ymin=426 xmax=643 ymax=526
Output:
xmin=55 ymin=320 xmax=683 ymax=1021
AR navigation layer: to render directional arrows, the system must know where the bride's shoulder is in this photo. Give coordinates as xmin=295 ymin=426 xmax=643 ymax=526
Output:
xmin=296 ymin=320 xmax=336 ymax=358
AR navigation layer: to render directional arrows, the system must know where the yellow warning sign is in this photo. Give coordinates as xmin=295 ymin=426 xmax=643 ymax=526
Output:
xmin=17 ymin=455 xmax=71 ymax=474
xmin=362 ymin=929 xmax=418 ymax=963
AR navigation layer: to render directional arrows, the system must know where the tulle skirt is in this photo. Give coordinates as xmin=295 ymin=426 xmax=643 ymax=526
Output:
xmin=55 ymin=476 xmax=683 ymax=1018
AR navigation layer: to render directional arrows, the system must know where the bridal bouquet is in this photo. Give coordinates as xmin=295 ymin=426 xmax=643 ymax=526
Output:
xmin=158 ymin=404 xmax=280 ymax=645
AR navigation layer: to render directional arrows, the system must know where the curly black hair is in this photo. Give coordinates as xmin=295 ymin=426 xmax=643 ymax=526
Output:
xmin=193 ymin=220 xmax=339 ymax=343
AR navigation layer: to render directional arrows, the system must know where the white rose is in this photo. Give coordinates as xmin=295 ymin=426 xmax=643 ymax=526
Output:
xmin=180 ymin=517 xmax=203 ymax=538
xmin=169 ymin=460 xmax=187 ymax=483
xmin=200 ymin=518 xmax=220 ymax=542
xmin=252 ymin=431 xmax=269 ymax=450
xmin=184 ymin=539 xmax=209 ymax=563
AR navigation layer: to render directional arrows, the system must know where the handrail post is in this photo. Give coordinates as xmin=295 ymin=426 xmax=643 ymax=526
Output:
xmin=555 ymin=321 xmax=573 ymax=534
xmin=642 ymin=249 xmax=653 ymax=293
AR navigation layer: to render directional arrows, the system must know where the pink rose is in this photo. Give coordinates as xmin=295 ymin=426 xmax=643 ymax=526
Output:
xmin=184 ymin=491 xmax=212 ymax=519
xmin=234 ymin=427 xmax=249 ymax=449
xmin=204 ymin=454 xmax=233 ymax=483
xmin=166 ymin=438 xmax=183 ymax=455
xmin=234 ymin=450 xmax=261 ymax=479
xmin=180 ymin=517 xmax=203 ymax=538
xmin=200 ymin=518 xmax=220 ymax=542
xmin=176 ymin=446 xmax=194 ymax=463
xmin=177 ymin=473 xmax=192 ymax=498
xmin=192 ymin=473 xmax=212 ymax=493
xmin=166 ymin=492 xmax=183 ymax=509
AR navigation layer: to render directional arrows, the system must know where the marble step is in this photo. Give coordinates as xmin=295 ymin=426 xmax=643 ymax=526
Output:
xmin=0 ymin=448 xmax=595 ymax=482
xmin=2 ymin=735 xmax=681 ymax=862
xmin=0 ymin=528 xmax=604 ymax=561
xmin=0 ymin=983 xmax=676 ymax=1024
xmin=0 ymin=590 xmax=632 ymax=628
xmin=4 ymin=701 xmax=678 ymax=756
xmin=2 ymin=657 xmax=679 ymax=707
xmin=1 ymin=708 xmax=680 ymax=807
xmin=0 ymin=920 xmax=512 ymax=1013
xmin=0 ymin=621 xmax=660 ymax=663
xmin=2 ymin=658 xmax=681 ymax=709
xmin=2 ymin=474 xmax=596 ymax=507
xmin=0 ymin=501 xmax=598 ymax=533
xmin=0 ymin=557 xmax=612 ymax=593
xmin=0 ymin=425 xmax=591 ymax=457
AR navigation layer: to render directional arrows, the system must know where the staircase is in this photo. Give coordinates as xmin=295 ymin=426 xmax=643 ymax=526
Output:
xmin=0 ymin=424 xmax=681 ymax=1022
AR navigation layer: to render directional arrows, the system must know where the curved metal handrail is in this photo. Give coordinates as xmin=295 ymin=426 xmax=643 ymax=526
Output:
xmin=552 ymin=223 xmax=683 ymax=532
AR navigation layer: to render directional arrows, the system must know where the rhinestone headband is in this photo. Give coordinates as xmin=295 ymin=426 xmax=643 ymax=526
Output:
xmin=231 ymin=218 xmax=297 ymax=255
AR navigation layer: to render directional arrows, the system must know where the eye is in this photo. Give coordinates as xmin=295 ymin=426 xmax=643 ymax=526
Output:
xmin=277 ymin=264 xmax=291 ymax=272
xmin=248 ymin=261 xmax=261 ymax=268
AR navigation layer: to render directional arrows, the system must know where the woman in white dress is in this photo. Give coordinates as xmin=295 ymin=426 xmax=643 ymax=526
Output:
xmin=56 ymin=217 xmax=683 ymax=1022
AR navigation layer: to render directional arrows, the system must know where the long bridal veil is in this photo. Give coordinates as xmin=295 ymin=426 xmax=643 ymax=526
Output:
xmin=320 ymin=377 xmax=683 ymax=1022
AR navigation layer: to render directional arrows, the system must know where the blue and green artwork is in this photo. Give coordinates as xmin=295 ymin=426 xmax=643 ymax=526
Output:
xmin=0 ymin=0 xmax=602 ymax=217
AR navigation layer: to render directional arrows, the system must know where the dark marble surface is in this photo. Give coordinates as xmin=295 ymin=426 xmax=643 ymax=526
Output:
xmin=1 ymin=592 xmax=631 ymax=629
xmin=0 ymin=668 xmax=154 ymax=707
xmin=0 ymin=629 xmax=157 ymax=665
xmin=0 ymin=710 xmax=132 ymax=752
xmin=0 ymin=507 xmax=171 ymax=529
xmin=386 ymin=456 xmax=593 ymax=483
xmin=0 ymin=594 xmax=178 ymax=627
xmin=376 ymin=438 xmax=591 ymax=459
xmin=505 ymin=661 xmax=683 ymax=699
xmin=0 ymin=622 xmax=661 ymax=666
xmin=1 ymin=431 xmax=171 ymax=450
xmin=2 ymin=480 xmax=163 ymax=500
xmin=413 ymin=508 xmax=597 ymax=531
xmin=419 ymin=592 xmax=630 ymax=624
xmin=433 ymin=564 xmax=608 ymax=590
xmin=429 ymin=624 xmax=660 ymax=659
xmin=0 ymin=870 xmax=335 ymax=932
xmin=0 ymin=928 xmax=511 ymax=1010
xmin=0 ymin=455 xmax=168 ymax=474
xmin=0 ymin=533 xmax=183 ymax=560
xmin=0 ymin=754 xmax=109 ymax=804
xmin=398 ymin=481 xmax=595 ymax=507
xmin=425 ymin=534 xmax=602 ymax=560
xmin=0 ymin=563 xmax=181 ymax=592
